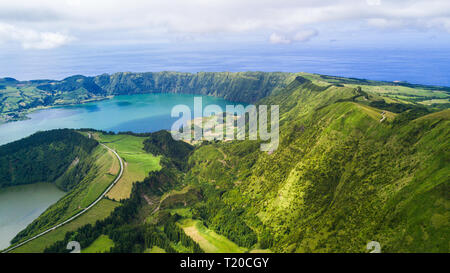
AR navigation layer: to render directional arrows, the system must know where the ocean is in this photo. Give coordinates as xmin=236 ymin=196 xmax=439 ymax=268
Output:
xmin=1 ymin=45 xmax=449 ymax=86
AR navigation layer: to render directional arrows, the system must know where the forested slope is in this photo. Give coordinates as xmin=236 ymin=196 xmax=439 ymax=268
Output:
xmin=2 ymin=71 xmax=448 ymax=123
xmin=13 ymin=77 xmax=449 ymax=253
xmin=7 ymin=130 xmax=120 ymax=247
xmin=185 ymin=77 xmax=449 ymax=252
xmin=0 ymin=72 xmax=294 ymax=123
xmin=94 ymin=71 xmax=293 ymax=103
xmin=43 ymin=136 xmax=203 ymax=253
xmin=0 ymin=129 xmax=98 ymax=190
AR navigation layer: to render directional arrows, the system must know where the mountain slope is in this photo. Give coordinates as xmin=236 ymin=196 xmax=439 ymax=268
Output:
xmin=5 ymin=130 xmax=123 ymax=247
xmin=94 ymin=71 xmax=293 ymax=103
xmin=0 ymin=129 xmax=98 ymax=190
xmin=0 ymin=72 xmax=294 ymax=123
xmin=185 ymin=78 xmax=449 ymax=252
xmin=2 ymin=71 xmax=448 ymax=123
xmin=12 ymin=77 xmax=449 ymax=253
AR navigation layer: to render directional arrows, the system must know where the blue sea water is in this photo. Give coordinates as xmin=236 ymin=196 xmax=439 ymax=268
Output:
xmin=1 ymin=45 xmax=449 ymax=86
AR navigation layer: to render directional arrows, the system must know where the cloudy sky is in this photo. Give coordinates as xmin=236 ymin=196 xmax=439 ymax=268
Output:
xmin=1 ymin=0 xmax=450 ymax=84
xmin=0 ymin=0 xmax=449 ymax=50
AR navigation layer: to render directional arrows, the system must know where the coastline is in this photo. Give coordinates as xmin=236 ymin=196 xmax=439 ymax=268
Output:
xmin=0 ymin=96 xmax=114 ymax=125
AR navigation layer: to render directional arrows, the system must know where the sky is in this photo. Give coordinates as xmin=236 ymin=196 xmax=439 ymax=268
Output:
xmin=0 ymin=0 xmax=449 ymax=82
xmin=1 ymin=0 xmax=449 ymax=49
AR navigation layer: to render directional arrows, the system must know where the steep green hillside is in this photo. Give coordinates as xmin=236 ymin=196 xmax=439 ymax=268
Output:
xmin=11 ymin=199 xmax=120 ymax=253
xmin=17 ymin=77 xmax=450 ymax=253
xmin=2 ymin=71 xmax=448 ymax=123
xmin=143 ymin=130 xmax=194 ymax=170
xmin=43 ymin=164 xmax=203 ymax=253
xmin=8 ymin=133 xmax=121 ymax=247
xmin=94 ymin=71 xmax=292 ymax=102
xmin=0 ymin=129 xmax=98 ymax=190
xmin=299 ymin=73 xmax=450 ymax=108
xmin=0 ymin=72 xmax=293 ymax=122
xmin=184 ymin=78 xmax=449 ymax=252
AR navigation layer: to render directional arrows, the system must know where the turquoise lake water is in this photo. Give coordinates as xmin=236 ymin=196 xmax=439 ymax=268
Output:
xmin=0 ymin=93 xmax=240 ymax=146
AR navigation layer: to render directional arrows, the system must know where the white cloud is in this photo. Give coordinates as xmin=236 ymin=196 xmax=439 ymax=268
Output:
xmin=366 ymin=0 xmax=382 ymax=6
xmin=22 ymin=32 xmax=74 ymax=50
xmin=0 ymin=0 xmax=449 ymax=48
xmin=269 ymin=29 xmax=318 ymax=44
xmin=269 ymin=33 xmax=291 ymax=44
xmin=0 ymin=23 xmax=73 ymax=49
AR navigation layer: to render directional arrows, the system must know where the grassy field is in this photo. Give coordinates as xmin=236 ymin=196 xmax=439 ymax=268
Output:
xmin=95 ymin=133 xmax=161 ymax=201
xmin=78 ymin=146 xmax=121 ymax=208
xmin=38 ymin=144 xmax=119 ymax=218
xmin=144 ymin=246 xmax=166 ymax=253
xmin=12 ymin=199 xmax=120 ymax=253
xmin=419 ymin=99 xmax=450 ymax=105
xmin=178 ymin=219 xmax=248 ymax=253
xmin=299 ymin=72 xmax=450 ymax=105
xmin=354 ymin=102 xmax=396 ymax=122
xmin=82 ymin=235 xmax=115 ymax=253
xmin=249 ymin=249 xmax=273 ymax=253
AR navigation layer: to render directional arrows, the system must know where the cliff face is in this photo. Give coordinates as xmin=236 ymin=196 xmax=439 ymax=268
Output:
xmin=93 ymin=71 xmax=293 ymax=103
xmin=1 ymin=72 xmax=293 ymax=123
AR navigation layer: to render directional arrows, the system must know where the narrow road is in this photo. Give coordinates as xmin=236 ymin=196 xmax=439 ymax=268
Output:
xmin=380 ymin=111 xmax=386 ymax=123
xmin=2 ymin=143 xmax=123 ymax=253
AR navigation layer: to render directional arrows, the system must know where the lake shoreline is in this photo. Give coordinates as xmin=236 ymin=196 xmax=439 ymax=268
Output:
xmin=0 ymin=95 xmax=114 ymax=125
xmin=0 ymin=92 xmax=232 ymax=126
xmin=0 ymin=93 xmax=240 ymax=146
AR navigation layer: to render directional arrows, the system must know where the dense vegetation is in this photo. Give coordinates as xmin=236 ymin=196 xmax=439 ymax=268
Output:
xmin=0 ymin=72 xmax=293 ymax=122
xmin=0 ymin=129 xmax=98 ymax=190
xmin=9 ymin=136 xmax=118 ymax=245
xmin=143 ymin=130 xmax=194 ymax=170
xmin=181 ymin=78 xmax=449 ymax=252
xmin=6 ymin=75 xmax=449 ymax=253
xmin=44 ymin=166 xmax=202 ymax=253
xmin=94 ymin=71 xmax=292 ymax=102
xmin=2 ymin=71 xmax=449 ymax=123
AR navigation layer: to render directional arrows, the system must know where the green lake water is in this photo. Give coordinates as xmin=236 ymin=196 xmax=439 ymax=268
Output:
xmin=0 ymin=183 xmax=65 ymax=250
